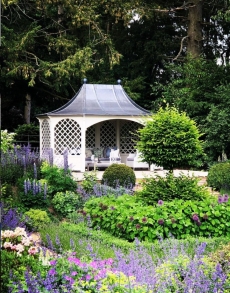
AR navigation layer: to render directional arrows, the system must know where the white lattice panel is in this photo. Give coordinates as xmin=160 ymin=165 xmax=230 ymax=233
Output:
xmin=86 ymin=126 xmax=96 ymax=148
xmin=120 ymin=121 xmax=140 ymax=154
xmin=54 ymin=119 xmax=81 ymax=155
xmin=41 ymin=119 xmax=51 ymax=158
xmin=100 ymin=121 xmax=116 ymax=148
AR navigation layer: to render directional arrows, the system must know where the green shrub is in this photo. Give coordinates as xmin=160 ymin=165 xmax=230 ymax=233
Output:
xmin=17 ymin=178 xmax=48 ymax=209
xmin=136 ymin=107 xmax=204 ymax=171
xmin=14 ymin=123 xmax=39 ymax=146
xmin=84 ymin=194 xmax=230 ymax=242
xmin=101 ymin=164 xmax=136 ymax=188
xmin=207 ymin=162 xmax=230 ymax=191
xmin=52 ymin=191 xmax=81 ymax=217
xmin=40 ymin=161 xmax=77 ymax=197
xmin=81 ymin=171 xmax=98 ymax=193
xmin=24 ymin=209 xmax=51 ymax=230
xmin=137 ymin=172 xmax=210 ymax=204
xmin=1 ymin=130 xmax=15 ymax=152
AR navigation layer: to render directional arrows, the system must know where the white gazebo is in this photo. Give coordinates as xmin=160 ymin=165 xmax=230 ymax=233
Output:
xmin=37 ymin=80 xmax=150 ymax=172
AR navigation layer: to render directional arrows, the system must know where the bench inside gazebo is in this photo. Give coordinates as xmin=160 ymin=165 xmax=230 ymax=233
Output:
xmin=37 ymin=80 xmax=151 ymax=172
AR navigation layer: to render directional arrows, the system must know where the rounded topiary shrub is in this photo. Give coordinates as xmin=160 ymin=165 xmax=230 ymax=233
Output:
xmin=207 ymin=162 xmax=230 ymax=191
xmin=101 ymin=164 xmax=136 ymax=188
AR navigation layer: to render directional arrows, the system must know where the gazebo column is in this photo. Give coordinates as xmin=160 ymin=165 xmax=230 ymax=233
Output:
xmin=38 ymin=119 xmax=43 ymax=159
xmin=81 ymin=123 xmax=86 ymax=172
xmin=116 ymin=120 xmax=120 ymax=149
xmin=49 ymin=118 xmax=55 ymax=157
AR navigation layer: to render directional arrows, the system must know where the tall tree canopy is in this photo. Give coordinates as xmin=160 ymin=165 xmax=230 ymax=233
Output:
xmin=1 ymin=0 xmax=230 ymax=164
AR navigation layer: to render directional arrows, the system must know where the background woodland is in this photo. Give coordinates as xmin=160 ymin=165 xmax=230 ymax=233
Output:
xmin=1 ymin=0 xmax=230 ymax=163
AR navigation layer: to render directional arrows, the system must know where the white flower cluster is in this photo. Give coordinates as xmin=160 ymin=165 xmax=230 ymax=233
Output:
xmin=1 ymin=227 xmax=39 ymax=257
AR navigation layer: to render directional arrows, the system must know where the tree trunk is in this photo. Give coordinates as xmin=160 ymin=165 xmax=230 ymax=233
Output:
xmin=24 ymin=93 xmax=31 ymax=124
xmin=187 ymin=0 xmax=203 ymax=58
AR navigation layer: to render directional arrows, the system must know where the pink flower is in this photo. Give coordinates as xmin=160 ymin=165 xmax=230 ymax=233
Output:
xmin=3 ymin=242 xmax=13 ymax=249
xmin=28 ymin=246 xmax=38 ymax=255
xmin=68 ymin=257 xmax=82 ymax=266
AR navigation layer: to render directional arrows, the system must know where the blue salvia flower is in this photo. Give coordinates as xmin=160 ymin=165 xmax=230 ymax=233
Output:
xmin=24 ymin=180 xmax=28 ymax=195
xmin=34 ymin=163 xmax=37 ymax=180
xmin=46 ymin=234 xmax=54 ymax=251
xmin=33 ymin=180 xmax=36 ymax=195
xmin=35 ymin=182 xmax=39 ymax=194
xmin=23 ymin=155 xmax=26 ymax=174
xmin=55 ymin=235 xmax=62 ymax=252
xmin=70 ymin=238 xmax=75 ymax=251
xmin=27 ymin=179 xmax=31 ymax=191
xmin=38 ymin=181 xmax=42 ymax=193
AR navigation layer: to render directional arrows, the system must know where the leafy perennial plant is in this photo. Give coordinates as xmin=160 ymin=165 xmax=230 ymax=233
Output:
xmin=83 ymin=193 xmax=230 ymax=241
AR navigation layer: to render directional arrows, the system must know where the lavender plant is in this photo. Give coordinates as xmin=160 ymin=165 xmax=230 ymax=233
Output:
xmin=0 ymin=202 xmax=27 ymax=231
xmin=8 ymin=237 xmax=230 ymax=293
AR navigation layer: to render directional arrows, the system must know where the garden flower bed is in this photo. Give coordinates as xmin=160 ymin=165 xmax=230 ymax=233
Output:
xmin=1 ymin=144 xmax=230 ymax=292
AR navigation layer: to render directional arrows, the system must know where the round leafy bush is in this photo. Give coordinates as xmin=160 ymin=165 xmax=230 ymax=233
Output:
xmin=136 ymin=107 xmax=204 ymax=171
xmin=207 ymin=162 xmax=230 ymax=191
xmin=101 ymin=164 xmax=136 ymax=188
xmin=52 ymin=191 xmax=81 ymax=217
xmin=137 ymin=172 xmax=210 ymax=204
xmin=24 ymin=209 xmax=51 ymax=230
xmin=41 ymin=161 xmax=77 ymax=197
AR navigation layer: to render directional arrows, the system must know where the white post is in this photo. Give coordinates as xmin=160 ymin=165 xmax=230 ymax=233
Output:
xmin=81 ymin=117 xmax=86 ymax=172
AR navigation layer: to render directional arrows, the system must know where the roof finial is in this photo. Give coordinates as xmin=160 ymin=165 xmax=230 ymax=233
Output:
xmin=83 ymin=78 xmax=87 ymax=84
xmin=117 ymin=79 xmax=121 ymax=85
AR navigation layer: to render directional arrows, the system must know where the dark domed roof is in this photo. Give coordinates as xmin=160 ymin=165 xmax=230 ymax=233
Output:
xmin=37 ymin=84 xmax=150 ymax=117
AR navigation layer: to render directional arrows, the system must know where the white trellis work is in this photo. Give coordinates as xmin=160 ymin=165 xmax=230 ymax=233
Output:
xmin=39 ymin=116 xmax=145 ymax=172
xmin=37 ymin=83 xmax=150 ymax=172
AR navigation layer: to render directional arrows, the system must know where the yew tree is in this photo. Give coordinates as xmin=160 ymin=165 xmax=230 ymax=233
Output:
xmin=137 ymin=107 xmax=204 ymax=171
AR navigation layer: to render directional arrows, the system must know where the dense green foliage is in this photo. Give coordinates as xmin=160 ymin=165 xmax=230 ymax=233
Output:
xmin=84 ymin=194 xmax=230 ymax=241
xmin=52 ymin=191 xmax=81 ymax=218
xmin=137 ymin=107 xmax=204 ymax=170
xmin=101 ymin=164 xmax=136 ymax=188
xmin=14 ymin=123 xmax=39 ymax=146
xmin=137 ymin=172 xmax=210 ymax=204
xmin=207 ymin=162 xmax=230 ymax=191
xmin=24 ymin=209 xmax=51 ymax=230
xmin=41 ymin=221 xmax=230 ymax=259
xmin=17 ymin=178 xmax=48 ymax=209
xmin=40 ymin=162 xmax=77 ymax=197
xmin=0 ymin=130 xmax=15 ymax=152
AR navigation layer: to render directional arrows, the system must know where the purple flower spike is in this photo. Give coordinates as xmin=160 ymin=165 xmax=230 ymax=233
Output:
xmin=192 ymin=214 xmax=199 ymax=222
xmin=158 ymin=200 xmax=164 ymax=206
xmin=223 ymin=194 xmax=229 ymax=202
xmin=158 ymin=219 xmax=164 ymax=225
xmin=218 ymin=195 xmax=224 ymax=204
xmin=24 ymin=180 xmax=27 ymax=195
xmin=129 ymin=216 xmax=134 ymax=221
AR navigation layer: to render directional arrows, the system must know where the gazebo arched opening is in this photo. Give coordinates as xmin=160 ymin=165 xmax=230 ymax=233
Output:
xmin=37 ymin=82 xmax=150 ymax=172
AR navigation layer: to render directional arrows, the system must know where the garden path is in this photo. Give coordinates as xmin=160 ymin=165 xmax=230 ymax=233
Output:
xmin=72 ymin=169 xmax=208 ymax=182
